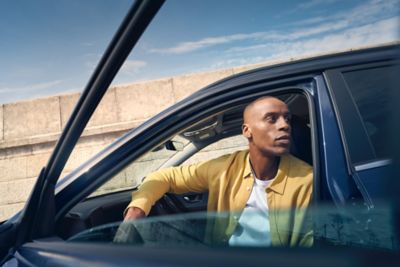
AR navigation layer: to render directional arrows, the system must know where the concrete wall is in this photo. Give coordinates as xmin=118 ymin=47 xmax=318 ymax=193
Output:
xmin=0 ymin=63 xmax=265 ymax=221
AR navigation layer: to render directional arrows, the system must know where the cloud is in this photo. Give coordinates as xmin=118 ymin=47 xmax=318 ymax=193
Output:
xmin=297 ymin=0 xmax=339 ymax=10
xmin=120 ymin=60 xmax=147 ymax=75
xmin=226 ymin=15 xmax=398 ymax=55
xmin=346 ymin=0 xmax=398 ymax=20
xmin=0 ymin=80 xmax=63 ymax=94
xmin=272 ymin=18 xmax=399 ymax=57
xmin=293 ymin=16 xmax=328 ymax=26
xmin=148 ymin=0 xmax=399 ymax=55
xmin=149 ymin=32 xmax=267 ymax=54
xmin=286 ymin=0 xmax=398 ymax=28
xmin=212 ymin=16 xmax=399 ymax=70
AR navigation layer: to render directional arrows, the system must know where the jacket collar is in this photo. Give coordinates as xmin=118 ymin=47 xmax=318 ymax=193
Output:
xmin=243 ymin=151 xmax=252 ymax=179
xmin=243 ymin=151 xmax=290 ymax=195
xmin=269 ymin=154 xmax=290 ymax=195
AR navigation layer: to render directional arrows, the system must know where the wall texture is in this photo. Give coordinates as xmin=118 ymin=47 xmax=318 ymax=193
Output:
xmin=0 ymin=62 xmax=267 ymax=221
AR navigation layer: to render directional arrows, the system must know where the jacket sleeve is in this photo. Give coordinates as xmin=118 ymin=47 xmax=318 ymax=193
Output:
xmin=125 ymin=159 xmax=213 ymax=216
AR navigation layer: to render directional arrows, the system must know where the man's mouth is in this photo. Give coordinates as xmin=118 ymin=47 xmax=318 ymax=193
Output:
xmin=275 ymin=135 xmax=290 ymax=145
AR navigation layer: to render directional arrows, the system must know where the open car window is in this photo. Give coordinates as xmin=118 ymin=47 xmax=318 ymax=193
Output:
xmin=90 ymin=134 xmax=247 ymax=197
xmin=57 ymin=92 xmax=314 ymax=242
xmin=0 ymin=0 xmax=135 ymax=221
xmin=88 ymin=93 xmax=309 ymax=199
xmin=68 ymin=205 xmax=396 ymax=251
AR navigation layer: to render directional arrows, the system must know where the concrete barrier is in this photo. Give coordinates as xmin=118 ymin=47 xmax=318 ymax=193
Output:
xmin=3 ymin=96 xmax=61 ymax=140
xmin=0 ymin=105 xmax=3 ymax=142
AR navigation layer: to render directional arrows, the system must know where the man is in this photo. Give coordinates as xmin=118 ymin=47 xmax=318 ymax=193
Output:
xmin=124 ymin=96 xmax=313 ymax=246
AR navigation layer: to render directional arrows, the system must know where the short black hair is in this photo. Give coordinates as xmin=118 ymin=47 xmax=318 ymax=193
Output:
xmin=243 ymin=96 xmax=282 ymax=123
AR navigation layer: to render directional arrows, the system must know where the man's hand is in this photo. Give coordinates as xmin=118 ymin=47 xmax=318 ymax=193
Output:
xmin=124 ymin=207 xmax=145 ymax=221
xmin=115 ymin=207 xmax=146 ymax=244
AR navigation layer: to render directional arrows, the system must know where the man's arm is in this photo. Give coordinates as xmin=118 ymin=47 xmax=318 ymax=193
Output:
xmin=123 ymin=159 xmax=213 ymax=220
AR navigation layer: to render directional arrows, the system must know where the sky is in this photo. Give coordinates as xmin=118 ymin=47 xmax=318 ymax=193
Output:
xmin=0 ymin=0 xmax=399 ymax=104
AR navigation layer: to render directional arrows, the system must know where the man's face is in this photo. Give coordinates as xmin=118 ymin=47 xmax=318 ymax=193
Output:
xmin=243 ymin=97 xmax=291 ymax=156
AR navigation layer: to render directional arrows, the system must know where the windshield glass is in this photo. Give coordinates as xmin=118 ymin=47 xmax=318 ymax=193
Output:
xmin=0 ymin=0 xmax=133 ymax=221
xmin=0 ymin=0 xmax=134 ymax=104
xmin=68 ymin=206 xmax=396 ymax=251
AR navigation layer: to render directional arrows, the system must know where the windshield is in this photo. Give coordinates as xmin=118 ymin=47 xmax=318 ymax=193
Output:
xmin=0 ymin=0 xmax=133 ymax=221
xmin=0 ymin=0 xmax=134 ymax=104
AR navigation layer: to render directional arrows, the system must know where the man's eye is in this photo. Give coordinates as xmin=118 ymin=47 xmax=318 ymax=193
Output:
xmin=285 ymin=116 xmax=291 ymax=123
xmin=266 ymin=116 xmax=277 ymax=123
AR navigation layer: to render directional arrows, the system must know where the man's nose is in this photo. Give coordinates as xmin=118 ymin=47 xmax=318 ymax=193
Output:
xmin=277 ymin=117 xmax=290 ymax=131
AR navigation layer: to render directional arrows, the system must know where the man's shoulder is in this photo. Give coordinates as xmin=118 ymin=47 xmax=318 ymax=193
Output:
xmin=285 ymin=154 xmax=313 ymax=184
xmin=207 ymin=149 xmax=248 ymax=163
xmin=198 ymin=149 xmax=249 ymax=175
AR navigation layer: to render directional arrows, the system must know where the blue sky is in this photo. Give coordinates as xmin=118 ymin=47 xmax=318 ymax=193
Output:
xmin=0 ymin=0 xmax=399 ymax=104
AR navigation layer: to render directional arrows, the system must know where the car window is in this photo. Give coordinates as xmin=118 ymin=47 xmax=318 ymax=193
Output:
xmin=90 ymin=134 xmax=247 ymax=198
xmin=0 ymin=0 xmax=133 ymax=222
xmin=89 ymin=135 xmax=189 ymax=197
xmin=342 ymin=65 xmax=396 ymax=160
xmin=182 ymin=135 xmax=248 ymax=166
xmin=68 ymin=205 xmax=396 ymax=251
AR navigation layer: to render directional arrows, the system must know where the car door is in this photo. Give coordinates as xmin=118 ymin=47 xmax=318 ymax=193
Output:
xmin=313 ymin=48 xmax=400 ymax=249
xmin=0 ymin=0 xmax=165 ymax=265
xmin=325 ymin=62 xmax=398 ymax=204
xmin=9 ymin=58 xmax=400 ymax=266
xmin=5 ymin=71 xmax=321 ymax=266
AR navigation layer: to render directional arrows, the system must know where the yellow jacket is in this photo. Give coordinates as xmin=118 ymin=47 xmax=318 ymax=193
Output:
xmin=127 ymin=150 xmax=313 ymax=247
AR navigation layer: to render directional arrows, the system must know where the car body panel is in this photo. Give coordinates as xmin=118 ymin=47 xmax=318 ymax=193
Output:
xmin=11 ymin=240 xmax=400 ymax=267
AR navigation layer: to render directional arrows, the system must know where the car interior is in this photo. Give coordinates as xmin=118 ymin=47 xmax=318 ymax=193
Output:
xmin=56 ymin=93 xmax=313 ymax=241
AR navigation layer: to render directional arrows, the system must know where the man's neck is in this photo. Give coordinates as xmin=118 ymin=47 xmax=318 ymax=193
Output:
xmin=249 ymin=149 xmax=279 ymax=181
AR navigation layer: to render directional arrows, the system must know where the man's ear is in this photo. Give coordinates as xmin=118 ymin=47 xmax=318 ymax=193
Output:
xmin=242 ymin=124 xmax=252 ymax=139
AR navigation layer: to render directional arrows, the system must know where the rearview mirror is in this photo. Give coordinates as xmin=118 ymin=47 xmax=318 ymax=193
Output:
xmin=152 ymin=140 xmax=184 ymax=152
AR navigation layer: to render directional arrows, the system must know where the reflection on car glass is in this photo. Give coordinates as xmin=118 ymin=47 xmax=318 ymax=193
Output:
xmin=68 ymin=204 xmax=396 ymax=251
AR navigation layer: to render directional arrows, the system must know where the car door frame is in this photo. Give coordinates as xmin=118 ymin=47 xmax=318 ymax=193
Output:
xmin=0 ymin=0 xmax=165 ymax=264
xmin=53 ymin=74 xmax=319 ymax=223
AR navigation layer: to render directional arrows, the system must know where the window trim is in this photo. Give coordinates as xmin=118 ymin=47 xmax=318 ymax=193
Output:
xmin=354 ymin=159 xmax=392 ymax=172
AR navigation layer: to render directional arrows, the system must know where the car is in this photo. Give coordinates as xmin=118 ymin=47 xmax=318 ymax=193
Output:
xmin=1 ymin=0 xmax=399 ymax=266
